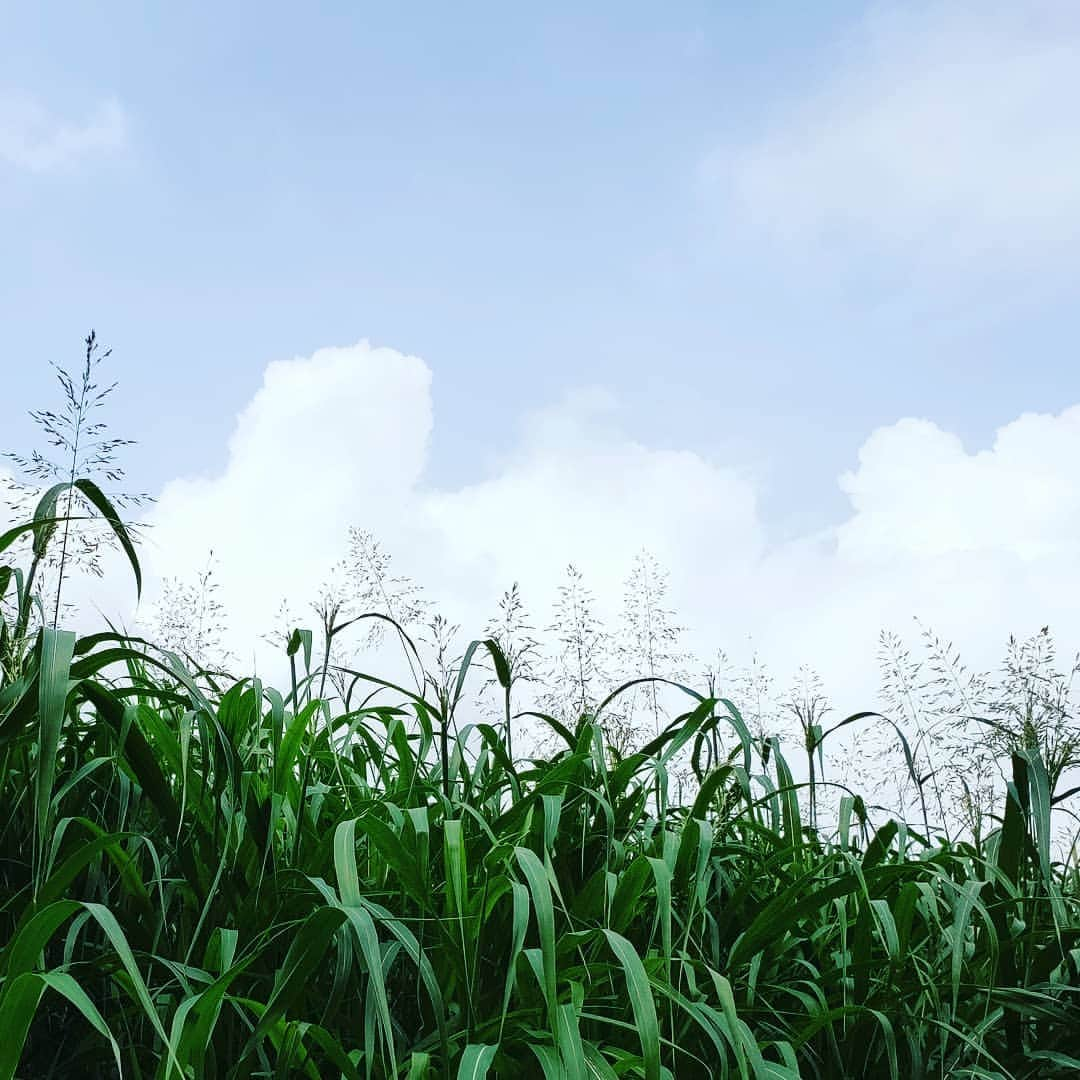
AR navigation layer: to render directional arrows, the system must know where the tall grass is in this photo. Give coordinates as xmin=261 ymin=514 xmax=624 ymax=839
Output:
xmin=2 ymin=494 xmax=1080 ymax=1077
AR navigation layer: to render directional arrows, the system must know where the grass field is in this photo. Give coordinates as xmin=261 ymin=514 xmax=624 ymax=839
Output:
xmin=2 ymin=485 xmax=1080 ymax=1078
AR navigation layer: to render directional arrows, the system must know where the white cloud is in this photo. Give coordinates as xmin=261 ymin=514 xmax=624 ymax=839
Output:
xmin=144 ymin=342 xmax=432 ymax=660
xmin=125 ymin=339 xmax=1080 ymax=725
xmin=707 ymin=2 xmax=1080 ymax=271
xmin=0 ymin=92 xmax=128 ymax=172
xmin=422 ymin=387 xmax=763 ymax=620
xmin=837 ymin=411 xmax=1080 ymax=562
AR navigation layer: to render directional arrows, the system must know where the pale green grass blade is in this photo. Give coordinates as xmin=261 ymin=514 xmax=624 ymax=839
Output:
xmin=602 ymin=929 xmax=661 ymax=1080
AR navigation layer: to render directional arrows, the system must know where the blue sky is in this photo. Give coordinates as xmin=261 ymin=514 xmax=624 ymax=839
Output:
xmin=5 ymin=2 xmax=1079 ymax=540
xmin=4 ymin=2 xmax=1080 ymax=706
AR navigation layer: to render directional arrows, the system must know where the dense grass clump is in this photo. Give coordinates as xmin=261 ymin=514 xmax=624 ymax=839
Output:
xmin=2 ymin=498 xmax=1080 ymax=1078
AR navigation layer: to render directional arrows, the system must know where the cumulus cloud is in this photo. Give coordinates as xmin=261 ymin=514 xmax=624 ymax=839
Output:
xmin=0 ymin=92 xmax=128 ymax=172
xmin=124 ymin=339 xmax=1080 ymax=720
xmin=837 ymin=411 xmax=1080 ymax=562
xmin=144 ymin=342 xmax=432 ymax=659
xmin=422 ymin=386 xmax=763 ymax=621
xmin=706 ymin=2 xmax=1080 ymax=272
xmin=139 ymin=347 xmax=763 ymax=671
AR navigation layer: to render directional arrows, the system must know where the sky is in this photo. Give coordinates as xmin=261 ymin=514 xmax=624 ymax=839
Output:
xmin=3 ymin=1 xmax=1080 ymax=715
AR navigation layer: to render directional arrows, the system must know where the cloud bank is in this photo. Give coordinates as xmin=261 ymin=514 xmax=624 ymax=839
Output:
xmin=126 ymin=341 xmax=1080 ymax=716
